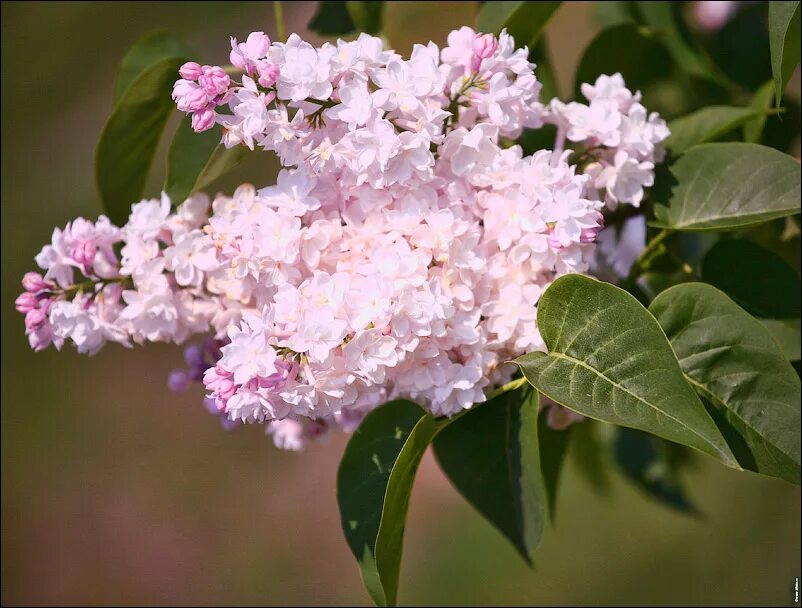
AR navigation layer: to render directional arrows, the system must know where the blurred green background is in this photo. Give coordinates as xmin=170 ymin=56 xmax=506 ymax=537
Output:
xmin=2 ymin=2 xmax=800 ymax=605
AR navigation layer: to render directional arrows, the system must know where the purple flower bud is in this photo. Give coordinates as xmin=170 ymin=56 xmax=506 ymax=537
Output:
xmin=167 ymin=369 xmax=192 ymax=392
xmin=183 ymin=344 xmax=205 ymax=369
xmin=179 ymin=61 xmax=203 ymax=81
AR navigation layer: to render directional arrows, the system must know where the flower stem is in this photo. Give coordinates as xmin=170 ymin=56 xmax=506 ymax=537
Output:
xmin=273 ymin=1 xmax=287 ymax=42
xmin=626 ymin=228 xmax=672 ymax=283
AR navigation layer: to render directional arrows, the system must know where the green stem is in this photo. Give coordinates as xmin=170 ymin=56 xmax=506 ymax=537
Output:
xmin=626 ymin=228 xmax=672 ymax=283
xmin=486 ymin=376 xmax=527 ymax=400
xmin=273 ymin=1 xmax=286 ymax=42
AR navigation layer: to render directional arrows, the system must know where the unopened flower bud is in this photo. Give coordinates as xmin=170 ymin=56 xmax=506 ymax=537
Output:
xmin=22 ymin=272 xmax=49 ymax=293
xmin=15 ymin=292 xmax=38 ymax=313
xmin=179 ymin=61 xmax=203 ymax=81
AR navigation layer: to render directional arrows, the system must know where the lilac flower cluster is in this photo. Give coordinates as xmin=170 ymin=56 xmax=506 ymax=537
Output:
xmin=19 ymin=27 xmax=668 ymax=449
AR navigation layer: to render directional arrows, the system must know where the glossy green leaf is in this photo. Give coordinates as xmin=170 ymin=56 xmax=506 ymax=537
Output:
xmin=515 ymin=275 xmax=738 ymax=468
xmin=574 ymin=24 xmax=671 ymax=99
xmin=650 ymin=283 xmax=801 ymax=484
xmin=665 ymin=106 xmax=763 ymax=155
xmin=346 ymin=1 xmax=385 ymax=34
xmin=769 ymin=1 xmax=801 ymax=106
xmin=701 ymin=238 xmax=801 ymax=319
xmin=113 ymin=30 xmax=191 ymax=104
xmin=337 ymin=400 xmax=446 ymax=606
xmin=760 ymin=319 xmax=802 ymax=362
xmin=309 ymin=1 xmax=357 ymax=35
xmin=652 ymin=143 xmax=802 ymax=231
xmin=743 ymin=81 xmax=775 ymax=144
xmin=613 ymin=427 xmax=697 ymax=513
xmin=476 ymin=1 xmax=561 ymax=47
xmin=634 ymin=1 xmax=731 ymax=87
xmin=96 ymin=56 xmax=186 ymax=225
xmin=164 ymin=120 xmax=249 ymax=205
xmin=433 ymin=386 xmax=544 ymax=563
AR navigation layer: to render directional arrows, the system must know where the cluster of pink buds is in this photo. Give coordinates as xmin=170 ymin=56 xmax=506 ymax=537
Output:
xmin=173 ymin=62 xmax=233 ymax=132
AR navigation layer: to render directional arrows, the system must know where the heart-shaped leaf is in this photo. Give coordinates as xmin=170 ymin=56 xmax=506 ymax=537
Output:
xmin=650 ymin=283 xmax=801 ymax=484
xmin=164 ymin=120 xmax=249 ymax=205
xmin=432 ymin=386 xmax=545 ymax=563
xmin=96 ymin=56 xmax=187 ymax=225
xmin=515 ymin=274 xmax=738 ymax=468
xmin=769 ymin=1 xmax=801 ymax=107
xmin=652 ymin=143 xmax=801 ymax=231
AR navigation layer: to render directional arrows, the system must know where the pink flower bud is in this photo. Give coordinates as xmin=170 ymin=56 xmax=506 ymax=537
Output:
xmin=179 ymin=61 xmax=203 ymax=81
xmin=72 ymin=239 xmax=96 ymax=269
xmin=472 ymin=33 xmax=498 ymax=60
xmin=580 ymin=227 xmax=600 ymax=243
xmin=15 ymin=292 xmax=38 ymax=313
xmin=256 ymin=61 xmax=279 ymax=88
xmin=22 ymin=272 xmax=49 ymax=293
xmin=25 ymin=308 xmax=47 ymax=331
xmin=184 ymin=86 xmax=210 ymax=112
xmin=199 ymin=65 xmax=230 ymax=97
xmin=191 ymin=108 xmax=217 ymax=133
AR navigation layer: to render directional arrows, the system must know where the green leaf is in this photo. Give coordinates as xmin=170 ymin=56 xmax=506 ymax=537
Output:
xmin=593 ymin=1 xmax=640 ymax=28
xmin=574 ymin=24 xmax=671 ymax=99
xmin=613 ymin=427 xmax=698 ymax=513
xmin=432 ymin=386 xmax=544 ymax=563
xmin=650 ymin=283 xmax=801 ymax=484
xmin=634 ymin=1 xmax=731 ymax=87
xmin=476 ymin=1 xmax=562 ymax=47
xmin=515 ymin=274 xmax=738 ymax=468
xmin=570 ymin=420 xmax=613 ymax=495
xmin=743 ymin=81 xmax=776 ymax=144
xmin=760 ymin=319 xmax=802 ymax=362
xmin=537 ymin=406 xmax=571 ymax=520
xmin=665 ymin=106 xmax=763 ymax=156
xmin=337 ymin=400 xmax=446 ymax=606
xmin=769 ymin=1 xmax=801 ymax=107
xmin=346 ymin=1 xmax=385 ymax=34
xmin=164 ymin=120 xmax=249 ymax=205
xmin=113 ymin=30 xmax=191 ymax=105
xmin=309 ymin=1 xmax=357 ymax=35
xmin=701 ymin=238 xmax=801 ymax=319
xmin=96 ymin=56 xmax=186 ymax=225
xmin=652 ymin=143 xmax=802 ymax=232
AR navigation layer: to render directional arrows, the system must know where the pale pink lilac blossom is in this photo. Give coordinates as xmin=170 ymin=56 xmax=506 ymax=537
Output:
xmin=20 ymin=28 xmax=668 ymax=449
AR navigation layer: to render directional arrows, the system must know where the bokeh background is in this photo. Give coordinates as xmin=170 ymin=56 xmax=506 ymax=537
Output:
xmin=2 ymin=2 xmax=800 ymax=606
